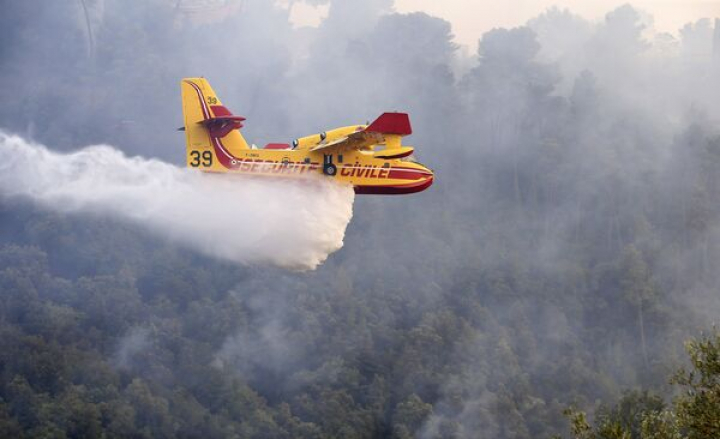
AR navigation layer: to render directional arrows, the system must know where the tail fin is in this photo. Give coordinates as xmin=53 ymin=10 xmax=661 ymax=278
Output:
xmin=181 ymin=78 xmax=249 ymax=170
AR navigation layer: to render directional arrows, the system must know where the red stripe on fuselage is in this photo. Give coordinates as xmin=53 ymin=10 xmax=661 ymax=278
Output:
xmin=387 ymin=169 xmax=428 ymax=180
xmin=354 ymin=176 xmax=433 ymax=195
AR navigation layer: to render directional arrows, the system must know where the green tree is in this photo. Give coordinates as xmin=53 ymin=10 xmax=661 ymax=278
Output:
xmin=392 ymin=394 xmax=433 ymax=438
xmin=672 ymin=332 xmax=720 ymax=438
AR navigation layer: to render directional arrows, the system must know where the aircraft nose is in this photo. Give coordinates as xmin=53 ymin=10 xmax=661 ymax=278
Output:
xmin=416 ymin=166 xmax=434 ymax=192
xmin=422 ymin=165 xmax=434 ymax=181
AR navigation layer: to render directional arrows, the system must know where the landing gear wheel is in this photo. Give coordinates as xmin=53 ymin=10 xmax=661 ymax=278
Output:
xmin=323 ymin=163 xmax=337 ymax=176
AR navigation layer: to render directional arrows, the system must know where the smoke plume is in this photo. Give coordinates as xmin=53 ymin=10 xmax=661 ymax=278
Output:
xmin=0 ymin=131 xmax=354 ymax=270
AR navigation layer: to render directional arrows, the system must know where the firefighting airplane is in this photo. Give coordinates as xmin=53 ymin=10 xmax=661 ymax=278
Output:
xmin=180 ymin=78 xmax=433 ymax=194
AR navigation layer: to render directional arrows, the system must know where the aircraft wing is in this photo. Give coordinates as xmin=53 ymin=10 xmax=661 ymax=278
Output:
xmin=310 ymin=112 xmax=412 ymax=154
xmin=310 ymin=130 xmax=383 ymax=153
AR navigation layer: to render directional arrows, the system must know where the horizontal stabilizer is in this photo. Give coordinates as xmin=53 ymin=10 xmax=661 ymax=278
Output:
xmin=200 ymin=115 xmax=246 ymax=138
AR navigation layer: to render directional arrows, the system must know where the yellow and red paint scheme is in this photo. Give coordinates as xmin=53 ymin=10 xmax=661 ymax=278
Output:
xmin=181 ymin=78 xmax=433 ymax=195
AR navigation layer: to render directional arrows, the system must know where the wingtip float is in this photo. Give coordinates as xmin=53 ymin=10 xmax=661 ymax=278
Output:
xmin=180 ymin=78 xmax=434 ymax=195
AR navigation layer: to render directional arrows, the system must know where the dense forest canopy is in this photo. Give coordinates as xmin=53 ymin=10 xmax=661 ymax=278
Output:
xmin=1 ymin=1 xmax=720 ymax=437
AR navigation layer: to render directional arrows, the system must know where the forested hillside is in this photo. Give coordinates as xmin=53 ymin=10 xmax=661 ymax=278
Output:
xmin=561 ymin=331 xmax=720 ymax=438
xmin=1 ymin=1 xmax=719 ymax=437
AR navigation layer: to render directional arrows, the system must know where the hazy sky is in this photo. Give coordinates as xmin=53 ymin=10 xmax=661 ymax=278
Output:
xmin=288 ymin=0 xmax=720 ymax=49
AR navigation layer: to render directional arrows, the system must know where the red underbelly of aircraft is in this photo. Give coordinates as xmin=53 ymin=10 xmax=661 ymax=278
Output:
xmin=201 ymin=159 xmax=434 ymax=195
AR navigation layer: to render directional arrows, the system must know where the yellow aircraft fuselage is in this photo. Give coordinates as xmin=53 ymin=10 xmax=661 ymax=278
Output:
xmin=181 ymin=78 xmax=434 ymax=195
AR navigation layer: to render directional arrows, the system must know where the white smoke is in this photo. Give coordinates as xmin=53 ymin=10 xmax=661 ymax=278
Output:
xmin=0 ymin=132 xmax=355 ymax=270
